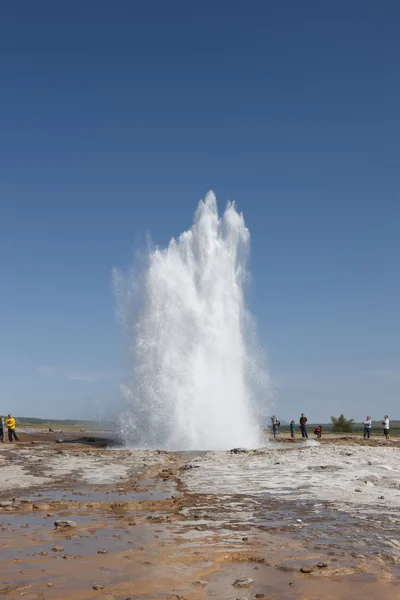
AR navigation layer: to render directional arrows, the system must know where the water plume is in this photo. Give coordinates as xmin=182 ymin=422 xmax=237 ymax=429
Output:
xmin=113 ymin=191 xmax=269 ymax=450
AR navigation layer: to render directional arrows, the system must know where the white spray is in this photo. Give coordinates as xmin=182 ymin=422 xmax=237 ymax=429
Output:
xmin=113 ymin=191 xmax=269 ymax=450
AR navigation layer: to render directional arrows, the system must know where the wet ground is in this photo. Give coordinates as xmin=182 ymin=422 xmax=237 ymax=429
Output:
xmin=0 ymin=433 xmax=399 ymax=599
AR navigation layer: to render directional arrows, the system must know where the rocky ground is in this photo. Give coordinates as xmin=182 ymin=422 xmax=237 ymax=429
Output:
xmin=0 ymin=432 xmax=399 ymax=599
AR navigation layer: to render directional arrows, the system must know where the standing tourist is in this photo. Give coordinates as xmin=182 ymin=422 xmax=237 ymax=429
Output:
xmin=5 ymin=414 xmax=19 ymax=442
xmin=271 ymin=415 xmax=280 ymax=439
xmin=382 ymin=415 xmax=390 ymax=440
xmin=0 ymin=417 xmax=4 ymax=443
xmin=363 ymin=416 xmax=372 ymax=439
xmin=290 ymin=420 xmax=296 ymax=439
xmin=299 ymin=413 xmax=308 ymax=438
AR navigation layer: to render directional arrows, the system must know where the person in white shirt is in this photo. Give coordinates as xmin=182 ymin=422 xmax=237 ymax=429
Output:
xmin=271 ymin=415 xmax=280 ymax=439
xmin=382 ymin=415 xmax=390 ymax=440
xmin=363 ymin=416 xmax=372 ymax=439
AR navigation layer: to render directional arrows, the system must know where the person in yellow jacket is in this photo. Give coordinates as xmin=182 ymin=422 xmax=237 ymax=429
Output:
xmin=5 ymin=414 xmax=19 ymax=443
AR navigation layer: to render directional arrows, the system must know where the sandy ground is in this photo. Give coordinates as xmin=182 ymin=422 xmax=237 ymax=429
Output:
xmin=0 ymin=431 xmax=399 ymax=599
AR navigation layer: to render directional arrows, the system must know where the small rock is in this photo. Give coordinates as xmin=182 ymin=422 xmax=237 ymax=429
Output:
xmin=296 ymin=519 xmax=302 ymax=523
xmin=172 ymin=492 xmax=184 ymax=500
xmin=233 ymin=577 xmax=254 ymax=588
xmin=54 ymin=519 xmax=77 ymax=528
xmin=316 ymin=562 xmax=328 ymax=568
xmin=93 ymin=584 xmax=104 ymax=590
xmin=128 ymin=521 xmax=136 ymax=526
xmin=97 ymin=549 xmax=108 ymax=554
xmin=230 ymin=448 xmax=248 ymax=454
xmin=0 ymin=501 xmax=13 ymax=508
xmin=354 ymin=489 xmax=362 ymax=493
xmin=242 ymin=536 xmax=249 ymax=541
xmin=300 ymin=567 xmax=313 ymax=573
xmin=255 ymin=595 xmax=265 ymax=599
xmin=33 ymin=503 xmax=52 ymax=510
xmin=56 ymin=439 xmax=64 ymax=443
xmin=51 ymin=546 xmax=64 ymax=552
xmin=194 ymin=580 xmax=208 ymax=587
xmin=378 ymin=496 xmax=385 ymax=500
xmin=39 ymin=551 xmax=48 ymax=556
xmin=47 ymin=583 xmax=53 ymax=587
xmin=277 ymin=565 xmax=296 ymax=573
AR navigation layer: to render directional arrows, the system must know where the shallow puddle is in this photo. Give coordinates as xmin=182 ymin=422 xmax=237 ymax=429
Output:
xmin=20 ymin=479 xmax=175 ymax=504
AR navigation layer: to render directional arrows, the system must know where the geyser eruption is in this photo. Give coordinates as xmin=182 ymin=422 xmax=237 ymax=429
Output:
xmin=113 ymin=191 xmax=268 ymax=450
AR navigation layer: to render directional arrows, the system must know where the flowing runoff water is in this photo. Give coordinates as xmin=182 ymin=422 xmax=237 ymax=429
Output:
xmin=113 ymin=192 xmax=269 ymax=450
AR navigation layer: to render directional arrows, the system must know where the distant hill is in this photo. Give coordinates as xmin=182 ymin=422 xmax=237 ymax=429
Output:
xmin=13 ymin=417 xmax=98 ymax=426
xmin=7 ymin=415 xmax=400 ymax=432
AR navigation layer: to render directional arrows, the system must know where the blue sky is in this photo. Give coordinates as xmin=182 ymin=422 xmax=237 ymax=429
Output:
xmin=1 ymin=1 xmax=399 ymax=422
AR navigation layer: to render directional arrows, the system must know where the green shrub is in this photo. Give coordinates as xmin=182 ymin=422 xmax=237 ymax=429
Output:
xmin=331 ymin=414 xmax=354 ymax=433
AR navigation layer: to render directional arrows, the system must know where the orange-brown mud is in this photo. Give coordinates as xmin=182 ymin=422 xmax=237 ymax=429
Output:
xmin=0 ymin=432 xmax=399 ymax=599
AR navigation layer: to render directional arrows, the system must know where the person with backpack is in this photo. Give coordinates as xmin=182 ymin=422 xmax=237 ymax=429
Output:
xmin=299 ymin=413 xmax=308 ymax=438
